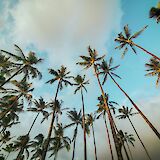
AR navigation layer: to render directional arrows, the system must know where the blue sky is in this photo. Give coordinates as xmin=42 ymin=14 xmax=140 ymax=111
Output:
xmin=0 ymin=0 xmax=160 ymax=159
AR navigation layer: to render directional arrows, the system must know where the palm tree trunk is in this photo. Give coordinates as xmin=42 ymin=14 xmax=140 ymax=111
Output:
xmin=54 ymin=152 xmax=58 ymax=160
xmin=81 ymin=88 xmax=87 ymax=160
xmin=127 ymin=117 xmax=152 ymax=160
xmin=126 ymin=142 xmax=133 ymax=160
xmin=92 ymin=124 xmax=98 ymax=160
xmin=6 ymin=152 xmax=10 ymax=160
xmin=104 ymin=113 xmax=114 ymax=160
xmin=123 ymin=143 xmax=130 ymax=160
xmin=0 ymin=94 xmax=22 ymax=120
xmin=132 ymin=42 xmax=160 ymax=61
xmin=93 ymin=65 xmax=123 ymax=160
xmin=72 ymin=125 xmax=78 ymax=160
xmin=0 ymin=66 xmax=25 ymax=88
xmin=109 ymin=73 xmax=160 ymax=140
xmin=41 ymin=81 xmax=60 ymax=160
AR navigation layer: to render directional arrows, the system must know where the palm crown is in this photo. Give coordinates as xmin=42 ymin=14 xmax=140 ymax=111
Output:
xmin=149 ymin=2 xmax=160 ymax=23
xmin=145 ymin=58 xmax=160 ymax=86
xmin=115 ymin=25 xmax=148 ymax=57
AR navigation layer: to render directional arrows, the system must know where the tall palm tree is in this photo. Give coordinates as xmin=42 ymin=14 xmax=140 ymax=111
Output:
xmin=41 ymin=65 xmax=73 ymax=160
xmin=145 ymin=58 xmax=160 ymax=86
xmin=117 ymin=106 xmax=152 ymax=160
xmin=99 ymin=58 xmax=160 ymax=139
xmin=49 ymin=123 xmax=71 ymax=160
xmin=73 ymin=75 xmax=89 ymax=160
xmin=64 ymin=108 xmax=82 ymax=160
xmin=86 ymin=113 xmax=98 ymax=160
xmin=0 ymin=45 xmax=42 ymax=87
xmin=149 ymin=2 xmax=160 ymax=23
xmin=0 ymin=80 xmax=34 ymax=120
xmin=29 ymin=134 xmax=45 ymax=160
xmin=77 ymin=47 xmax=123 ymax=160
xmin=96 ymin=93 xmax=117 ymax=160
xmin=115 ymin=25 xmax=160 ymax=60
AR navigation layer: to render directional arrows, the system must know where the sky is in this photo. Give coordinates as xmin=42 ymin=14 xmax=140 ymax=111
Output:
xmin=0 ymin=0 xmax=160 ymax=160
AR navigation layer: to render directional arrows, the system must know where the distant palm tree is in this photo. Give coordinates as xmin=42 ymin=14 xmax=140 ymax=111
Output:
xmin=0 ymin=45 xmax=42 ymax=87
xmin=65 ymin=108 xmax=82 ymax=160
xmin=2 ymin=143 xmax=15 ymax=160
xmin=99 ymin=58 xmax=160 ymax=140
xmin=0 ymin=131 xmax=12 ymax=147
xmin=77 ymin=47 xmax=123 ymax=160
xmin=29 ymin=134 xmax=45 ymax=160
xmin=149 ymin=2 xmax=160 ymax=23
xmin=115 ymin=25 xmax=160 ymax=60
xmin=86 ymin=113 xmax=98 ymax=160
xmin=117 ymin=106 xmax=152 ymax=160
xmin=41 ymin=66 xmax=73 ymax=160
xmin=73 ymin=75 xmax=89 ymax=160
xmin=0 ymin=80 xmax=34 ymax=120
xmin=123 ymin=132 xmax=135 ymax=160
xmin=49 ymin=123 xmax=71 ymax=160
xmin=145 ymin=58 xmax=160 ymax=86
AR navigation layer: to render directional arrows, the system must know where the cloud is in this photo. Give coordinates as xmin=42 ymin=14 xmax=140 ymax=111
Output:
xmin=5 ymin=0 xmax=123 ymax=70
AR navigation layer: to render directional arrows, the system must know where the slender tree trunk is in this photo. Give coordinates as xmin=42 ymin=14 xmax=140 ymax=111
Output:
xmin=6 ymin=153 xmax=10 ymax=160
xmin=93 ymin=65 xmax=123 ymax=160
xmin=128 ymin=117 xmax=152 ymax=160
xmin=81 ymin=88 xmax=87 ymax=160
xmin=0 ymin=66 xmax=25 ymax=88
xmin=126 ymin=142 xmax=133 ymax=160
xmin=104 ymin=113 xmax=114 ymax=160
xmin=72 ymin=125 xmax=78 ymax=160
xmin=0 ymin=142 xmax=4 ymax=148
xmin=41 ymin=81 xmax=60 ymax=160
xmin=123 ymin=143 xmax=130 ymax=160
xmin=92 ymin=124 xmax=98 ymax=160
xmin=132 ymin=42 xmax=160 ymax=61
xmin=0 ymin=94 xmax=22 ymax=120
xmin=16 ymin=113 xmax=40 ymax=159
xmin=109 ymin=73 xmax=160 ymax=140
xmin=54 ymin=152 xmax=58 ymax=160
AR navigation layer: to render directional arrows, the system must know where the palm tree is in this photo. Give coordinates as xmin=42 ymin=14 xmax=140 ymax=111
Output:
xmin=0 ymin=131 xmax=12 ymax=148
xmin=123 ymin=132 xmax=135 ymax=160
xmin=49 ymin=123 xmax=71 ymax=160
xmin=0 ymin=80 xmax=34 ymax=120
xmin=29 ymin=134 xmax=45 ymax=160
xmin=41 ymin=65 xmax=73 ymax=160
xmin=2 ymin=143 xmax=15 ymax=160
xmin=77 ymin=46 xmax=123 ymax=160
xmin=64 ymin=108 xmax=82 ymax=160
xmin=73 ymin=75 xmax=89 ymax=160
xmin=149 ymin=2 xmax=160 ymax=23
xmin=96 ymin=93 xmax=117 ymax=160
xmin=115 ymin=25 xmax=160 ymax=60
xmin=86 ymin=113 xmax=98 ymax=160
xmin=16 ymin=97 xmax=49 ymax=159
xmin=0 ymin=45 xmax=42 ymax=87
xmin=145 ymin=58 xmax=160 ymax=86
xmin=117 ymin=106 xmax=152 ymax=160
xmin=99 ymin=58 xmax=160 ymax=140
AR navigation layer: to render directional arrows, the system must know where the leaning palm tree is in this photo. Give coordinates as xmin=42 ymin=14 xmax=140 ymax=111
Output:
xmin=99 ymin=58 xmax=160 ymax=140
xmin=73 ymin=74 xmax=89 ymax=160
xmin=41 ymin=65 xmax=73 ymax=160
xmin=77 ymin=47 xmax=123 ymax=160
xmin=149 ymin=2 xmax=160 ymax=23
xmin=117 ymin=106 xmax=152 ymax=160
xmin=145 ymin=58 xmax=160 ymax=86
xmin=86 ymin=113 xmax=98 ymax=160
xmin=115 ymin=25 xmax=160 ymax=60
xmin=0 ymin=45 xmax=42 ymax=87
xmin=49 ymin=123 xmax=71 ymax=160
xmin=64 ymin=108 xmax=82 ymax=160
xmin=2 ymin=143 xmax=15 ymax=160
xmin=0 ymin=79 xmax=34 ymax=120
